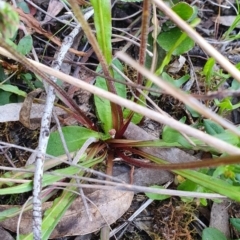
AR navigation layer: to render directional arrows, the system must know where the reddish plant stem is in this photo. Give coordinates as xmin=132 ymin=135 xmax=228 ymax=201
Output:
xmin=117 ymin=149 xmax=240 ymax=170
xmin=136 ymin=0 xmax=151 ymax=88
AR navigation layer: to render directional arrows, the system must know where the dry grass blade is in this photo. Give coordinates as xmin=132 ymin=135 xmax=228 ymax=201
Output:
xmin=0 ymin=46 xmax=239 ymax=154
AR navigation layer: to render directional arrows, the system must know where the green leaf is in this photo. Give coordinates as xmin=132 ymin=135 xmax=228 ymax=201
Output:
xmin=145 ymin=185 xmax=170 ymax=200
xmin=0 ymin=207 xmax=19 ymax=221
xmin=94 ymin=59 xmax=126 ymax=133
xmin=231 ymin=79 xmax=240 ymax=90
xmin=0 ymin=158 xmax=102 ymax=196
xmin=162 ymin=117 xmax=191 ymax=148
xmin=90 ymin=0 xmax=112 ymax=64
xmin=139 ymin=151 xmax=240 ymax=202
xmin=213 ymin=165 xmax=227 ymax=178
xmin=185 ymin=105 xmax=200 ymax=117
xmin=119 ymin=0 xmax=143 ymax=2
xmin=162 ymin=119 xmax=239 ymax=150
xmin=125 ymin=139 xmax=182 ymax=148
xmin=214 ymin=131 xmax=239 ymax=146
xmin=162 ymin=125 xmax=186 ymax=143
xmin=123 ymin=108 xmax=143 ymax=124
xmin=157 ymin=27 xmax=195 ymax=56
xmin=162 ymin=72 xmax=189 ymax=88
xmin=178 ymin=178 xmax=207 ymax=205
xmin=17 ymin=1 xmax=30 ymax=14
xmin=0 ymin=90 xmax=12 ymax=105
xmin=46 ymin=126 xmax=101 ymax=156
xmin=203 ymin=57 xmax=215 ymax=83
xmin=171 ymin=2 xmax=193 ymax=21
xmin=202 ymin=228 xmax=227 ymax=240
xmin=42 ymin=196 xmax=75 ymax=239
xmin=18 ymin=158 xmax=102 ymax=239
xmin=17 ymin=35 xmax=33 ymax=55
xmin=21 ymin=73 xmax=35 ymax=90
xmin=216 ymin=98 xmax=240 ymax=113
xmin=0 ymin=1 xmax=19 ymax=39
xmin=230 ymin=218 xmax=240 ymax=231
xmin=0 ymin=84 xmax=27 ymax=97
xmin=40 ymin=185 xmax=76 ymax=240
xmin=203 ymin=119 xmax=225 ymax=135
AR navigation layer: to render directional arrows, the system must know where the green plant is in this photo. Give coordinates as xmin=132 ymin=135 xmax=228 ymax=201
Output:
xmin=0 ymin=2 xmax=34 ymax=105
xmin=1 ymin=0 xmax=240 ymax=239
xmin=202 ymin=228 xmax=227 ymax=240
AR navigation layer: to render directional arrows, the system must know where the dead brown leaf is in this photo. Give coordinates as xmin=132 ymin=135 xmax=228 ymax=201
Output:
xmin=212 ymin=16 xmax=240 ymax=28
xmin=0 ymin=103 xmax=66 ymax=123
xmin=42 ymin=0 xmax=64 ymax=24
xmin=0 ymin=190 xmax=133 ymax=238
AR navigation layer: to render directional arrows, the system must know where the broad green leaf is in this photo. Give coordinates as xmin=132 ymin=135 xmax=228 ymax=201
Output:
xmin=0 ymin=84 xmax=27 ymax=97
xmin=202 ymin=228 xmax=227 ymax=240
xmin=213 ymin=131 xmax=239 ymax=146
xmin=46 ymin=126 xmax=101 ymax=156
xmin=161 ymin=72 xmax=189 ymax=88
xmin=162 ymin=126 xmax=190 ymax=147
xmin=0 ymin=90 xmax=12 ymax=105
xmin=94 ymin=78 xmax=112 ymax=132
xmin=145 ymin=185 xmax=170 ymax=200
xmin=90 ymin=0 xmax=112 ymax=64
xmin=17 ymin=35 xmax=33 ymax=55
xmin=178 ymin=178 xmax=207 ymax=205
xmin=157 ymin=27 xmax=195 ymax=56
xmin=203 ymin=119 xmax=225 ymax=135
xmin=162 ymin=117 xmax=191 ymax=148
xmin=188 ymin=6 xmax=198 ymax=22
xmin=94 ymin=59 xmax=126 ymax=133
xmin=231 ymin=79 xmax=240 ymax=90
xmin=171 ymin=2 xmax=193 ymax=21
xmin=17 ymin=1 xmax=30 ymax=14
xmin=162 ymin=119 xmax=239 ymax=150
xmin=230 ymin=218 xmax=240 ymax=231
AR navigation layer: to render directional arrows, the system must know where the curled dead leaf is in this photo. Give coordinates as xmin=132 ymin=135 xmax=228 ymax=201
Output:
xmin=19 ymin=88 xmax=43 ymax=130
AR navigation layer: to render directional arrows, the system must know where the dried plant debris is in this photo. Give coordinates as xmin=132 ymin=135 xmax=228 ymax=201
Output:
xmin=151 ymin=198 xmax=198 ymax=240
